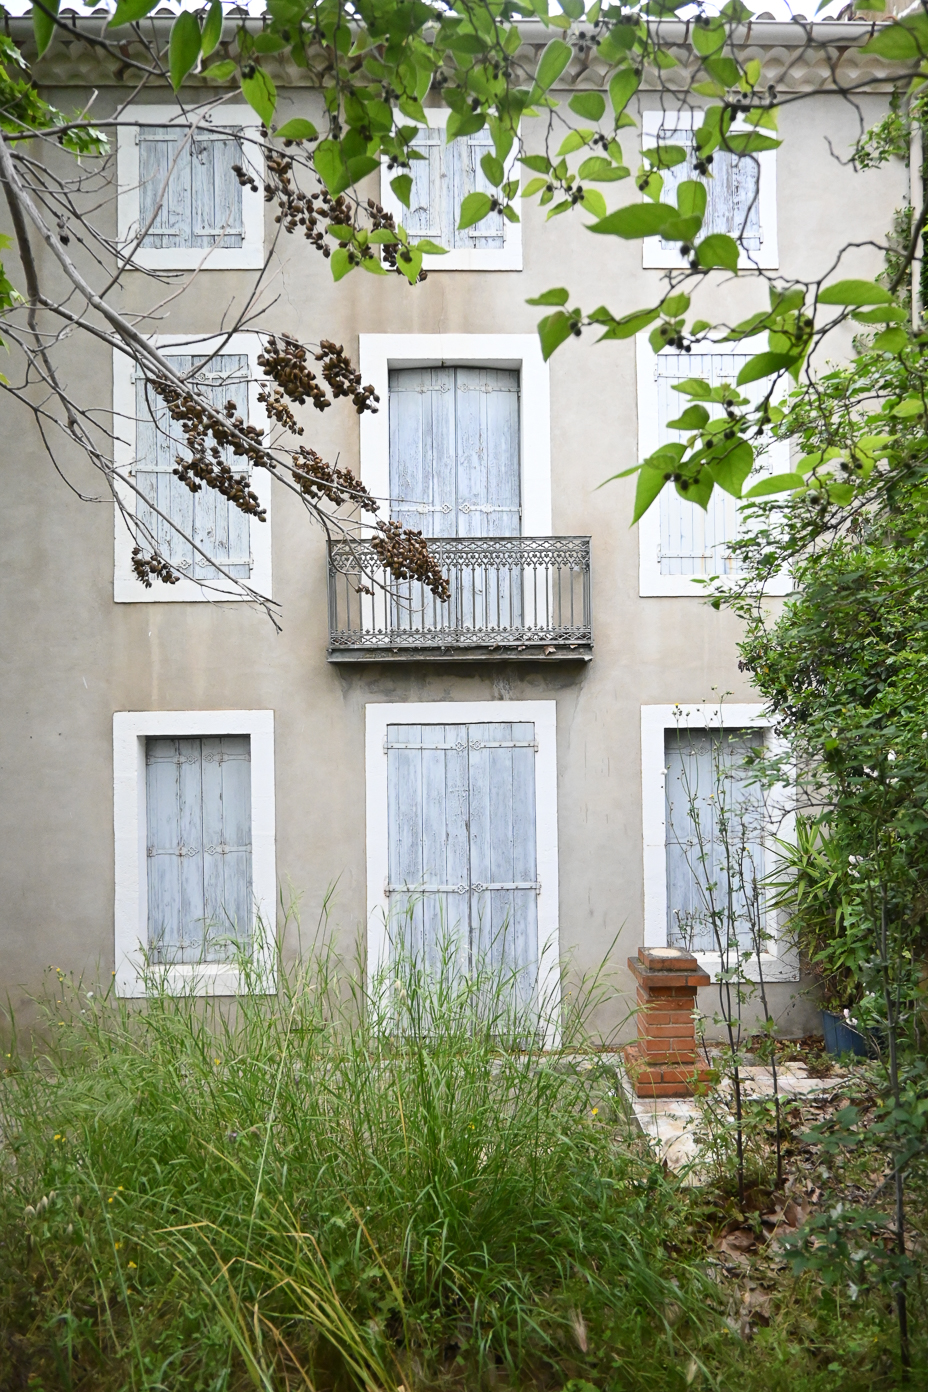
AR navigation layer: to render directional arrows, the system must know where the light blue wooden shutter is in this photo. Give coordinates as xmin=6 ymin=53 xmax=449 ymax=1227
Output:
xmin=386 ymin=723 xmax=470 ymax=972
xmin=664 ymin=728 xmax=765 ymax=954
xmin=388 ymin=367 xmax=457 ymax=533
xmin=467 ymin=722 xmax=538 ymax=1007
xmin=448 ymin=130 xmax=505 ymax=250
xmin=146 ymin=735 xmax=252 ymax=963
xmin=658 ymin=128 xmax=760 ymax=252
xmin=654 ymin=350 xmax=751 ymax=577
xmin=405 ymin=126 xmax=444 ymax=243
xmin=454 ymin=368 xmax=521 ymax=538
xmin=138 ymin=126 xmax=244 ymax=251
xmin=136 ymin=354 xmax=252 ymax=580
xmin=386 ymin=722 xmax=538 ymax=998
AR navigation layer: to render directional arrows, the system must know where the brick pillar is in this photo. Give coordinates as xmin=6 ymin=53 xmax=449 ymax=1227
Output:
xmin=623 ymin=946 xmax=715 ymax=1098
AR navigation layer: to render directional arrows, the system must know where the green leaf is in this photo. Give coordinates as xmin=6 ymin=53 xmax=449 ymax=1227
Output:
xmin=676 ymin=180 xmax=707 ymax=220
xmin=577 ymin=157 xmax=629 ymax=182
xmin=569 ymin=92 xmax=606 ymax=121
xmin=526 ymin=286 xmax=571 ymax=307
xmin=708 ymin=439 xmax=753 ymax=497
xmin=892 ymin=396 xmax=925 ymax=417
xmin=108 ymin=0 xmax=159 ymax=27
xmin=599 ymin=25 xmax=639 ymax=64
xmin=558 ymin=0 xmax=585 ymax=18
xmin=274 ymin=118 xmax=318 ymax=142
xmin=558 ymin=130 xmax=593 ymax=157
xmin=537 ymin=310 xmax=574 ymax=360
xmin=851 ymin=305 xmax=907 ymax=324
xmin=672 ymin=378 xmax=713 ymax=400
xmin=169 ymin=11 xmax=201 ymax=92
xmin=204 ymin=59 xmax=237 ymax=81
xmin=390 ymin=174 xmax=413 ymax=208
xmin=346 ymin=155 xmax=380 ymax=185
xmin=314 ymin=139 xmax=349 ymax=195
xmin=633 ymin=466 xmax=668 ymax=523
xmin=446 ymin=111 xmax=486 ymax=141
xmin=33 ymin=0 xmax=60 ymax=57
xmin=368 ymin=228 xmax=398 ymax=245
xmin=736 ymin=352 xmax=797 ymax=386
xmin=721 ymin=131 xmax=781 ymax=154
xmin=745 ymin=472 xmax=805 ymax=497
xmin=326 ymin=224 xmax=355 ymax=242
xmin=696 ymin=233 xmax=739 ymax=271
xmin=704 ymin=55 xmax=740 ymax=88
xmin=458 ymin=192 xmax=493 ymax=230
xmin=520 ymin=154 xmax=552 ymax=175
xmin=874 ymin=327 xmax=910 ymax=353
xmin=587 ymin=202 xmax=678 ymax=238
xmin=662 ymin=292 xmax=690 ymax=317
xmin=580 ymin=189 xmax=607 ymax=219
xmin=596 ymin=307 xmax=660 ymax=341
xmin=241 ymin=66 xmax=277 ymax=127
xmin=253 ymin=30 xmax=286 ymax=53
xmin=642 ymin=143 xmax=688 ymax=169
xmin=609 ymin=68 xmax=640 ymax=117
xmin=330 ymin=247 xmax=354 ymax=282
xmin=819 ymin=278 xmax=894 ymax=306
xmin=657 ymin=215 xmax=703 ymax=244
xmin=861 ymin=22 xmax=925 ymax=61
xmin=415 ymin=240 xmax=449 ymax=255
xmin=534 ymin=38 xmax=573 ymax=94
xmin=522 ymin=177 xmax=548 ymax=197
xmin=481 ymin=152 xmax=505 ymax=187
xmin=360 ymin=257 xmax=390 ymax=276
xmin=396 ymin=245 xmax=423 ymax=285
xmin=691 ymin=16 xmax=725 ymax=57
xmin=201 ymin=0 xmax=223 ymax=56
xmin=666 ymin=404 xmax=709 ymax=430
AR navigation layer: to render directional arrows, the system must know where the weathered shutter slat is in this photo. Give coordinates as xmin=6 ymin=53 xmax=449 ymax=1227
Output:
xmin=664 ymin=728 xmax=765 ymax=954
xmin=405 ymin=126 xmax=443 ymax=243
xmin=468 ymin=721 xmax=538 ymax=1006
xmin=139 ymin=128 xmax=188 ymax=248
xmin=454 ymin=366 xmax=521 ymax=629
xmin=449 ymin=130 xmax=505 ymax=250
xmin=191 ymin=134 xmax=245 ymax=248
xmin=656 ymin=126 xmax=762 ymax=253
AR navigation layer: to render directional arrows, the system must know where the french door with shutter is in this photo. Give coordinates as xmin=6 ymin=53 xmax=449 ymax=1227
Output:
xmin=385 ymin=721 xmax=539 ymax=1002
xmin=388 ymin=365 xmax=521 ymax=634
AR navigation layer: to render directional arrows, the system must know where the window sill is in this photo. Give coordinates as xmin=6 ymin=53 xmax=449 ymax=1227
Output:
xmin=117 ymin=962 xmax=274 ymax=998
xmin=695 ymin=952 xmax=799 ymax=984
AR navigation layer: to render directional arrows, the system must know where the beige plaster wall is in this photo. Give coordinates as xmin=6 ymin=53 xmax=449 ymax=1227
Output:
xmin=0 ymin=79 xmax=905 ymax=1039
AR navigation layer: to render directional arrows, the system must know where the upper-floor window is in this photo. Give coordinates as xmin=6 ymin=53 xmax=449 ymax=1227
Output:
xmin=118 ymin=107 xmax=264 ymax=270
xmin=112 ymin=334 xmax=272 ymax=603
xmin=379 ymin=111 xmax=522 ymax=271
xmin=641 ymin=110 xmax=777 ymax=270
xmin=636 ymin=338 xmax=791 ymax=597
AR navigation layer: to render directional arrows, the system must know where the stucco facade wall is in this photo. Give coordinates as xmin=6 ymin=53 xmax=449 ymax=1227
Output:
xmin=0 ymin=65 xmax=905 ymax=1037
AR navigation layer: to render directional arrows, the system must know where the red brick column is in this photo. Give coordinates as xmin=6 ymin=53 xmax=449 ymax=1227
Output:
xmin=623 ymin=946 xmax=714 ymax=1098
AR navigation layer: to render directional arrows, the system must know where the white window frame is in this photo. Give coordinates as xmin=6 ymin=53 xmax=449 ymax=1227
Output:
xmin=113 ymin=333 xmax=272 ymax=603
xmin=113 ymin=709 xmax=276 ymax=997
xmin=365 ymin=700 xmax=561 ymax=1040
xmin=641 ymin=703 xmax=797 ymax=983
xmin=640 ymin=109 xmax=778 ymax=271
xmin=636 ymin=334 xmax=792 ymax=598
xmin=378 ymin=109 xmax=522 ymax=271
xmin=358 ymin=334 xmax=551 ymax=534
xmin=117 ymin=105 xmax=265 ymax=271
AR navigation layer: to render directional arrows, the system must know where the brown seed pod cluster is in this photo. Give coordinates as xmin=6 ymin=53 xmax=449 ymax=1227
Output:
xmin=152 ymin=381 xmax=267 ymax=521
xmin=131 ymin=545 xmax=181 ymax=588
xmin=370 ymin=519 xmax=451 ymax=602
xmin=291 ymin=445 xmax=379 ymax=512
xmin=316 ymin=340 xmax=380 ymax=414
xmin=364 ymin=197 xmax=427 ymax=282
xmin=252 ymin=153 xmax=353 ymax=257
xmin=257 ymin=334 xmax=330 ymax=432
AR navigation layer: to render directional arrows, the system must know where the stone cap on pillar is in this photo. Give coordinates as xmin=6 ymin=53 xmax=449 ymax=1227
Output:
xmin=628 ymin=945 xmax=711 ymax=989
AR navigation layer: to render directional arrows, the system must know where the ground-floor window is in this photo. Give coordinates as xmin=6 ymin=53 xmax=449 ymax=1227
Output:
xmin=113 ymin=710 xmax=276 ymax=996
xmin=366 ymin=700 xmax=561 ymax=1033
xmin=641 ymin=703 xmax=797 ymax=982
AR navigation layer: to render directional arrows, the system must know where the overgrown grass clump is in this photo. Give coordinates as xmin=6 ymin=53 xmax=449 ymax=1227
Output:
xmin=0 ymin=937 xmax=924 ymax=1391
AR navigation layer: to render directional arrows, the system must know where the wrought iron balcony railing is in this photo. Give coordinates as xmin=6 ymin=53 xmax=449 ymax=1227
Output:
xmin=327 ymin=535 xmax=592 ymax=661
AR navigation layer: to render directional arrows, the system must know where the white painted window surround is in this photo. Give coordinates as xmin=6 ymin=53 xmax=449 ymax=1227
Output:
xmin=636 ymin=335 xmax=792 ymax=598
xmin=641 ymin=704 xmax=797 ymax=983
xmin=378 ymin=109 xmax=522 ymax=271
xmin=358 ymin=335 xmax=551 ymax=535
xmin=112 ymin=334 xmax=272 ymax=604
xmin=641 ymin=109 xmax=778 ymax=271
xmin=365 ymin=700 xmax=561 ymax=1041
xmin=113 ymin=710 xmax=276 ymax=997
xmin=117 ymin=106 xmax=264 ymax=270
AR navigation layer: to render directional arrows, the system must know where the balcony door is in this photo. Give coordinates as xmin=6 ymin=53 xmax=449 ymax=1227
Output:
xmin=385 ymin=720 xmax=539 ymax=1008
xmin=388 ymin=366 xmax=521 ymax=636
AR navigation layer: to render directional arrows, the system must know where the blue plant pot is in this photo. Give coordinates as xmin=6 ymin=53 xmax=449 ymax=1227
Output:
xmin=820 ymin=1009 xmax=873 ymax=1059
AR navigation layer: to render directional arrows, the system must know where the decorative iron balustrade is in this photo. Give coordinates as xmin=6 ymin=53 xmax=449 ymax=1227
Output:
xmin=327 ymin=535 xmax=592 ymax=661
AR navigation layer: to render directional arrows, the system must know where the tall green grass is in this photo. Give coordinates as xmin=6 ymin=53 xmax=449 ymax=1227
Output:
xmin=0 ymin=927 xmax=704 ymax=1391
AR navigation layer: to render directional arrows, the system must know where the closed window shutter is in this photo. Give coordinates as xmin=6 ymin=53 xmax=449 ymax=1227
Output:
xmin=654 ymin=350 xmax=751 ymax=577
xmin=664 ymin=728 xmax=765 ymax=954
xmin=138 ymin=126 xmax=244 ymax=251
xmin=146 ymin=735 xmax=252 ymax=963
xmin=449 ymin=130 xmax=505 ymax=250
xmin=388 ymin=367 xmax=457 ymax=533
xmin=135 ymin=353 xmax=252 ymax=579
xmin=404 ymin=126 xmax=505 ymax=252
xmin=386 ymin=723 xmax=538 ymax=998
xmin=658 ymin=128 xmax=761 ymax=252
